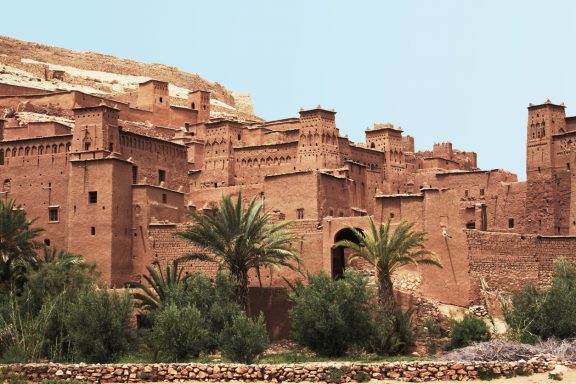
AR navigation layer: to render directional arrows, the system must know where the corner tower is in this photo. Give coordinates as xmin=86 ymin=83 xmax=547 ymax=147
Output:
xmin=525 ymin=100 xmax=567 ymax=235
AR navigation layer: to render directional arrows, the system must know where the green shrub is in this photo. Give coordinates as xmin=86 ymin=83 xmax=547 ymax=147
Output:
xmin=449 ymin=314 xmax=490 ymax=349
xmin=289 ymin=271 xmax=372 ymax=357
xmin=218 ymin=312 xmax=269 ymax=364
xmin=65 ymin=289 xmax=133 ymax=363
xmin=149 ymin=303 xmax=210 ymax=361
xmin=354 ymin=370 xmax=370 ymax=382
xmin=504 ymin=258 xmax=576 ymax=342
xmin=369 ymin=308 xmax=415 ymax=355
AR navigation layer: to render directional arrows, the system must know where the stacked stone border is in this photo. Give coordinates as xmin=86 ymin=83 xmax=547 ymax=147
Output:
xmin=1 ymin=360 xmax=570 ymax=382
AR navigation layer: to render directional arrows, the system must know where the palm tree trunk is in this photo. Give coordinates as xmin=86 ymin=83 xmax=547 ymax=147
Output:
xmin=232 ymin=266 xmax=250 ymax=312
xmin=378 ymin=272 xmax=397 ymax=313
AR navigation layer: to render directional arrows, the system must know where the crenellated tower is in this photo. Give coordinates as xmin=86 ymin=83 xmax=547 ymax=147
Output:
xmin=525 ymin=100 xmax=567 ymax=234
xmin=297 ymin=106 xmax=341 ymax=168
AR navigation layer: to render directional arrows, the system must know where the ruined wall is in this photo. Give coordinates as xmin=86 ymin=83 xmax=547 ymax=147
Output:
xmin=468 ymin=230 xmax=576 ymax=302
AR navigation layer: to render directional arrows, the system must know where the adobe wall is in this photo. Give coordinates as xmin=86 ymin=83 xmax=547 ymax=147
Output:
xmin=0 ymin=83 xmax=54 ymax=96
xmin=119 ymin=132 xmax=188 ymax=191
xmin=264 ymin=171 xmax=318 ymax=221
xmin=67 ymin=158 xmax=134 ymax=286
xmin=374 ymin=189 xmax=473 ymax=306
xmin=318 ymin=173 xmax=351 ymax=218
xmin=468 ymin=230 xmax=576 ymax=302
xmin=0 ymin=151 xmax=70 ymax=249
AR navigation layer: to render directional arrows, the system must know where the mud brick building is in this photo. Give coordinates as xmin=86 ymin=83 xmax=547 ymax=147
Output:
xmin=1 ymin=76 xmax=575 ymax=309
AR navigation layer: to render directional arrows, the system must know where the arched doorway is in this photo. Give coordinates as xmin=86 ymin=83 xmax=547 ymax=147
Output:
xmin=331 ymin=227 xmax=362 ymax=279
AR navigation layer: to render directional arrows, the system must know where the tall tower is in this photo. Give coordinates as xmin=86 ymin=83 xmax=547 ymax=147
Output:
xmin=71 ymin=104 xmax=120 ymax=157
xmin=525 ymin=100 xmax=567 ymax=234
xmin=68 ymin=104 xmax=133 ymax=285
xmin=188 ymin=90 xmax=211 ymax=123
xmin=297 ymin=106 xmax=341 ymax=168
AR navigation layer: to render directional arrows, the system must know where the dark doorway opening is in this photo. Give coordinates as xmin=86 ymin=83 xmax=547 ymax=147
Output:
xmin=331 ymin=227 xmax=362 ymax=279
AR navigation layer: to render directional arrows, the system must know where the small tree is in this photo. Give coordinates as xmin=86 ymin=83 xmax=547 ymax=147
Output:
xmin=177 ymin=193 xmax=301 ymax=311
xmin=334 ymin=218 xmax=441 ymax=312
xmin=125 ymin=257 xmax=193 ymax=311
xmin=218 ymin=312 xmax=269 ymax=364
xmin=449 ymin=314 xmax=490 ymax=349
xmin=149 ymin=303 xmax=211 ymax=361
xmin=65 ymin=289 xmax=133 ymax=363
xmin=504 ymin=258 xmax=576 ymax=342
xmin=289 ymin=271 xmax=372 ymax=357
xmin=0 ymin=200 xmax=43 ymax=288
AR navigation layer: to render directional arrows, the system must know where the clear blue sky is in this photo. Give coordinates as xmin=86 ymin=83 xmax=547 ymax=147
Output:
xmin=3 ymin=0 xmax=576 ymax=179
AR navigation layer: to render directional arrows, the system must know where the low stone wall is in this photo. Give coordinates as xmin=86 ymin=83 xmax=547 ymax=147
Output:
xmin=0 ymin=360 xmax=564 ymax=382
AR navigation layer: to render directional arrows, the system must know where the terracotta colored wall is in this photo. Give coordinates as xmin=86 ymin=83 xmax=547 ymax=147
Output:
xmin=468 ymin=230 xmax=576 ymax=302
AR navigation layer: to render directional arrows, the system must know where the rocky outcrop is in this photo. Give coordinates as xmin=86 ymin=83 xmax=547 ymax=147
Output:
xmin=0 ymin=35 xmax=257 ymax=120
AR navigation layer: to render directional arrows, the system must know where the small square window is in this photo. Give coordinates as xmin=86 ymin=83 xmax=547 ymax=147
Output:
xmin=48 ymin=206 xmax=59 ymax=222
xmin=158 ymin=169 xmax=166 ymax=184
xmin=91 ymin=226 xmax=96 ymax=236
xmin=88 ymin=191 xmax=98 ymax=204
xmin=508 ymin=218 xmax=515 ymax=229
xmin=162 ymin=193 xmax=167 ymax=204
xmin=480 ymin=188 xmax=485 ymax=196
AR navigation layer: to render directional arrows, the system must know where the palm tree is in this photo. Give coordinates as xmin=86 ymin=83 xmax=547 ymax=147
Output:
xmin=34 ymin=245 xmax=84 ymax=269
xmin=0 ymin=199 xmax=43 ymax=286
xmin=125 ymin=257 xmax=192 ymax=311
xmin=177 ymin=193 xmax=301 ymax=311
xmin=334 ymin=218 xmax=441 ymax=312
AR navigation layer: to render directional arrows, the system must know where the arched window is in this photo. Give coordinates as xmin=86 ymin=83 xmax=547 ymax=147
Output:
xmin=12 ymin=148 xmax=16 ymax=157
xmin=2 ymin=179 xmax=10 ymax=193
xmin=25 ymin=147 xmax=30 ymax=156
xmin=52 ymin=144 xmax=58 ymax=153
xmin=39 ymin=146 xmax=44 ymax=155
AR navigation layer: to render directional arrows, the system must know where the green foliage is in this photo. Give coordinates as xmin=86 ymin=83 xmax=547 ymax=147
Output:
xmin=449 ymin=314 xmax=491 ymax=349
xmin=149 ymin=303 xmax=210 ymax=361
xmin=218 ymin=312 xmax=269 ymax=364
xmin=333 ymin=218 xmax=441 ymax=312
xmin=289 ymin=271 xmax=372 ymax=357
xmin=0 ymin=288 xmax=62 ymax=362
xmin=504 ymin=258 xmax=576 ymax=342
xmin=65 ymin=289 xmax=133 ymax=363
xmin=125 ymin=257 xmax=194 ymax=311
xmin=421 ymin=317 xmax=447 ymax=355
xmin=368 ymin=308 xmax=415 ymax=356
xmin=0 ymin=199 xmax=43 ymax=288
xmin=477 ymin=366 xmax=499 ymax=380
xmin=177 ymin=193 xmax=302 ymax=310
xmin=0 ymin=367 xmax=26 ymax=384
xmin=353 ymin=371 xmax=370 ymax=383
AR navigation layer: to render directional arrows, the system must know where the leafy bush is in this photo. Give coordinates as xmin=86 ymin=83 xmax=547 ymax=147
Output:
xmin=65 ymin=289 xmax=133 ymax=363
xmin=504 ymin=258 xmax=576 ymax=342
xmin=369 ymin=308 xmax=415 ymax=355
xmin=149 ymin=303 xmax=210 ymax=361
xmin=450 ymin=314 xmax=490 ymax=349
xmin=218 ymin=312 xmax=269 ymax=364
xmin=289 ymin=271 xmax=372 ymax=357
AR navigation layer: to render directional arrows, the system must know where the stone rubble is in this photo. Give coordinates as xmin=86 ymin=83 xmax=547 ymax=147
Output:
xmin=0 ymin=358 xmax=568 ymax=383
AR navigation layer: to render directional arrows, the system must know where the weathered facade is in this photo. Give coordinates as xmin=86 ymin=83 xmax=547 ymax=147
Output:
xmin=1 ymin=77 xmax=574 ymax=307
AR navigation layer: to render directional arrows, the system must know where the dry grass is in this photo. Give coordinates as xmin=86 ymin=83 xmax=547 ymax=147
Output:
xmin=440 ymin=338 xmax=576 ymax=361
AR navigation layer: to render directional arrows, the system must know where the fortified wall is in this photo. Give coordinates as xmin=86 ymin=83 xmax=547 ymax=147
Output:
xmin=2 ymin=75 xmax=576 ymax=310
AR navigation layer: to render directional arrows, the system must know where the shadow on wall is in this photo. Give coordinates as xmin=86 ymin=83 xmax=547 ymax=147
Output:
xmin=248 ymin=287 xmax=292 ymax=341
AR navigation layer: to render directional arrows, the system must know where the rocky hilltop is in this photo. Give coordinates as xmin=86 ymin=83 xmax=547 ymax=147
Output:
xmin=0 ymin=35 xmax=258 ymax=120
